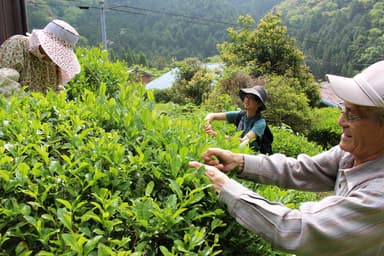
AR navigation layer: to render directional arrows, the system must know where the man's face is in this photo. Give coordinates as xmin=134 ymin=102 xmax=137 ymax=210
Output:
xmin=338 ymin=102 xmax=384 ymax=160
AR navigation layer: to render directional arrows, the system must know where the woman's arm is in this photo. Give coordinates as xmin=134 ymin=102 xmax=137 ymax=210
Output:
xmin=204 ymin=112 xmax=227 ymax=123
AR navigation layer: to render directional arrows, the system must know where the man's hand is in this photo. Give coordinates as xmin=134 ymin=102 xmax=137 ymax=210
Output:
xmin=202 ymin=148 xmax=243 ymax=173
xmin=189 ymin=161 xmax=230 ymax=193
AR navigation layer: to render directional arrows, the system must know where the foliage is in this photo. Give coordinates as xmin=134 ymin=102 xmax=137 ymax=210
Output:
xmin=66 ymin=47 xmax=130 ymax=100
xmin=218 ymin=13 xmax=302 ymax=77
xmin=111 ymin=48 xmax=148 ymax=67
xmin=0 ymin=47 xmax=326 ymax=255
xmin=307 ymin=107 xmax=341 ymax=150
xmin=217 ymin=12 xmax=319 ymax=107
xmin=264 ymin=75 xmax=313 ymax=134
xmin=202 ymin=86 xmax=234 ymax=113
xmin=171 ymin=58 xmax=214 ymax=105
xmin=270 ymin=125 xmax=324 ymax=157
xmin=0 ymin=85 xmax=221 ymax=255
xmin=207 ymin=68 xmax=255 ymax=109
xmin=0 ymin=83 xmax=316 ymax=255
xmin=277 ymin=0 xmax=384 ymax=78
xmin=26 ymin=0 xmax=281 ymax=68
xmin=152 ymin=88 xmax=174 ymax=103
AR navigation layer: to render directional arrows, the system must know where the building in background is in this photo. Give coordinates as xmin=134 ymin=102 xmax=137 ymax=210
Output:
xmin=128 ymin=67 xmax=154 ymax=85
xmin=0 ymin=0 xmax=28 ymax=44
xmin=146 ymin=63 xmax=223 ymax=90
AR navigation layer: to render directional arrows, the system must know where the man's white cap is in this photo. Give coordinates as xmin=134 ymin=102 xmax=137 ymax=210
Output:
xmin=326 ymin=60 xmax=384 ymax=107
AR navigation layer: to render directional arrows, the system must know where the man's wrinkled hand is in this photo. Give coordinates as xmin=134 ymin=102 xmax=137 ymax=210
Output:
xmin=189 ymin=161 xmax=230 ymax=193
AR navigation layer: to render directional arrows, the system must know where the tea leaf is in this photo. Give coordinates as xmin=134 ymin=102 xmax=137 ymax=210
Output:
xmin=145 ymin=181 xmax=154 ymax=197
xmin=57 ymin=208 xmax=72 ymax=231
xmin=56 ymin=199 xmax=72 ymax=211
xmin=84 ymin=235 xmax=103 ymax=255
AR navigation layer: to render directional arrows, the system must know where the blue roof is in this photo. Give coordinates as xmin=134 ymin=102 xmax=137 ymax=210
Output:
xmin=146 ymin=63 xmax=224 ymax=90
xmin=145 ymin=68 xmax=178 ymax=90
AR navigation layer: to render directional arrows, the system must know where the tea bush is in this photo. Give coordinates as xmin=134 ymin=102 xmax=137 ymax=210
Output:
xmin=0 ymin=85 xmax=218 ymax=255
xmin=307 ymin=107 xmax=341 ymax=150
xmin=271 ymin=124 xmax=324 ymax=157
xmin=0 ymin=49 xmax=325 ymax=255
xmin=66 ymin=47 xmax=130 ymax=100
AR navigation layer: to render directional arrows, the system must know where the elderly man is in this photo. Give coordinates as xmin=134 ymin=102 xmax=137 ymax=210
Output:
xmin=190 ymin=60 xmax=384 ymax=255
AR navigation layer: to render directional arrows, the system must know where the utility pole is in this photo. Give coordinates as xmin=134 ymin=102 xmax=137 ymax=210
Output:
xmin=99 ymin=0 xmax=107 ymax=51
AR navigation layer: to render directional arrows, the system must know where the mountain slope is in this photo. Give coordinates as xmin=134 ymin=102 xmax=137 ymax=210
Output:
xmin=276 ymin=0 xmax=384 ymax=77
xmin=27 ymin=0 xmax=281 ymax=67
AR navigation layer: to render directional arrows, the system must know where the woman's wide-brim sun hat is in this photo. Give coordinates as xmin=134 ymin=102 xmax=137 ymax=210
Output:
xmin=33 ymin=19 xmax=80 ymax=78
xmin=239 ymin=85 xmax=268 ymax=110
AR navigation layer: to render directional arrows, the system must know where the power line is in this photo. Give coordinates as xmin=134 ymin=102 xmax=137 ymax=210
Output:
xmin=109 ymin=4 xmax=238 ymax=27
xmin=106 ymin=7 xmax=146 ymax=16
xmin=27 ymin=1 xmax=238 ymax=27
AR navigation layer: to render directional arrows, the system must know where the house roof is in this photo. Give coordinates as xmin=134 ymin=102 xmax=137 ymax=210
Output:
xmin=145 ymin=63 xmax=224 ymax=90
xmin=127 ymin=68 xmax=153 ymax=76
xmin=145 ymin=68 xmax=178 ymax=90
xmin=319 ymin=81 xmax=342 ymax=107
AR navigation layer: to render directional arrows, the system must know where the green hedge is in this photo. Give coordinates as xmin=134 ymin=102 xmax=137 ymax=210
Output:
xmin=0 ymin=49 xmax=324 ymax=255
xmin=307 ymin=107 xmax=341 ymax=150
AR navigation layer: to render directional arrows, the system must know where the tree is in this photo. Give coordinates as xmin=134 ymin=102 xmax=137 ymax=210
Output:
xmin=264 ymin=75 xmax=313 ymax=134
xmin=217 ymin=12 xmax=319 ymax=107
xmin=171 ymin=58 xmax=214 ymax=106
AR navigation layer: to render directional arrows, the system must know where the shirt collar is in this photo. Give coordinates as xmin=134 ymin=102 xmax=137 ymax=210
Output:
xmin=340 ymin=153 xmax=384 ymax=190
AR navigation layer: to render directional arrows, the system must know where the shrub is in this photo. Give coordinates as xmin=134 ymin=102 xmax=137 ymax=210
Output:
xmin=270 ymin=125 xmax=323 ymax=157
xmin=0 ymin=85 xmax=224 ymax=255
xmin=264 ymin=75 xmax=313 ymax=134
xmin=66 ymin=47 xmax=130 ymax=100
xmin=202 ymin=86 xmax=235 ymax=113
xmin=307 ymin=107 xmax=341 ymax=150
xmin=152 ymin=88 xmax=173 ymax=103
xmin=171 ymin=58 xmax=214 ymax=105
xmin=0 ymin=48 xmax=325 ymax=255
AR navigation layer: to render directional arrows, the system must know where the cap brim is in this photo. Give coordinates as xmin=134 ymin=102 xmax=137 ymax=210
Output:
xmin=239 ymin=88 xmax=266 ymax=110
xmin=326 ymin=74 xmax=375 ymax=106
xmin=240 ymin=88 xmax=262 ymax=100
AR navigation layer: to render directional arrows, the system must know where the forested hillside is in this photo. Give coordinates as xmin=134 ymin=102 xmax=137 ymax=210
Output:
xmin=26 ymin=0 xmax=383 ymax=77
xmin=27 ymin=0 xmax=281 ymax=68
xmin=277 ymin=0 xmax=384 ymax=78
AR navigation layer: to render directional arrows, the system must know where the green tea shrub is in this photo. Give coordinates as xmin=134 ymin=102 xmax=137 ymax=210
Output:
xmin=66 ymin=47 xmax=130 ymax=100
xmin=307 ymin=107 xmax=341 ymax=150
xmin=0 ymin=86 xmax=222 ymax=255
xmin=0 ymin=87 xmax=313 ymax=255
xmin=271 ymin=124 xmax=324 ymax=157
xmin=0 ymin=48 xmax=325 ymax=255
